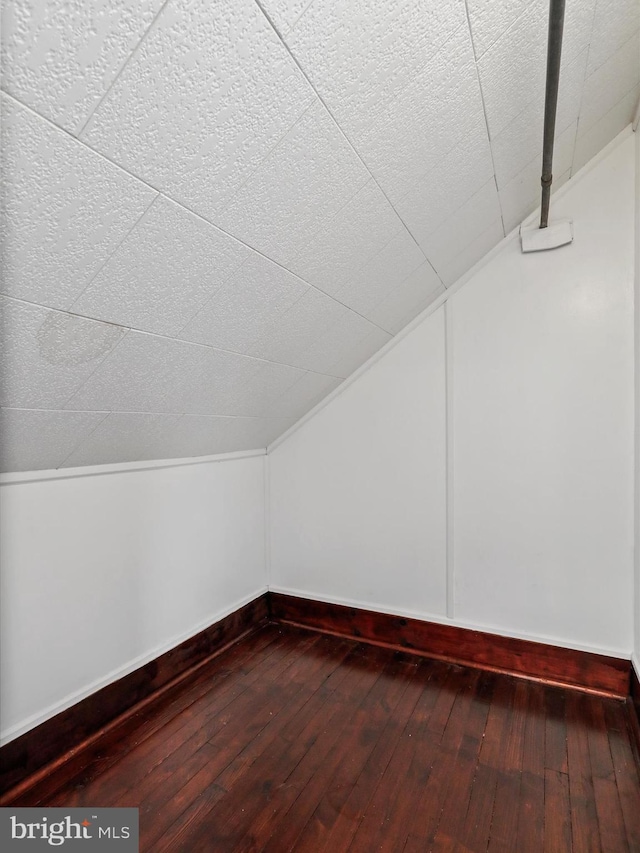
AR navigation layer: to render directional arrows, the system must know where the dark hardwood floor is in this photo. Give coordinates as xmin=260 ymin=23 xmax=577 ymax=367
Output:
xmin=20 ymin=624 xmax=640 ymax=852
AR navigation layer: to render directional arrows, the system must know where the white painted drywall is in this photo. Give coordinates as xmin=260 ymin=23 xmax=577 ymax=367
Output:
xmin=269 ymin=131 xmax=635 ymax=657
xmin=452 ymin=134 xmax=634 ymax=655
xmin=634 ymin=123 xmax=640 ymax=676
xmin=0 ymin=454 xmax=267 ymax=743
xmin=269 ymin=308 xmax=448 ymax=620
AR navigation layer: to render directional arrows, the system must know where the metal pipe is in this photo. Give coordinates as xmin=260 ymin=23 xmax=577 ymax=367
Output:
xmin=540 ymin=0 xmax=566 ymax=228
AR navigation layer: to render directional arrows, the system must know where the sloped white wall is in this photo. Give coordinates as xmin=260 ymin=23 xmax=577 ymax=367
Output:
xmin=269 ymin=131 xmax=635 ymax=657
xmin=0 ymin=454 xmax=266 ymax=743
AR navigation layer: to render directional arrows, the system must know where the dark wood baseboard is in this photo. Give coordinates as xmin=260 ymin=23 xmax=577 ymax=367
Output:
xmin=19 ymin=627 xmax=640 ymax=851
xmin=629 ymin=666 xmax=640 ymax=762
xmin=0 ymin=593 xmax=269 ymax=803
xmin=267 ymin=592 xmax=630 ymax=698
xmin=2 ymin=589 xmax=633 ymax=806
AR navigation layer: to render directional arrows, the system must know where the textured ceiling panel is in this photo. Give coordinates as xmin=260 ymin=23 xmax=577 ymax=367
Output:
xmin=180 ymin=253 xmax=308 ymax=353
xmin=465 ymin=0 xmax=529 ymax=59
xmin=476 ymin=0 xmax=596 ymax=139
xmin=214 ymin=100 xmax=371 ymax=265
xmin=574 ymin=86 xmax=640 ymax=172
xmin=71 ymin=196 xmax=251 ymax=336
xmin=580 ymin=33 xmax=640 ymax=132
xmin=0 ymin=298 xmax=125 ymax=409
xmin=287 ymin=310 xmax=390 ymax=377
xmin=61 ymin=411 xmax=299 ymax=468
xmin=332 ymin=230 xmax=426 ymax=318
xmin=246 ymin=287 xmax=349 ymax=368
xmin=1 ymin=95 xmax=156 ymax=309
xmin=277 ymin=0 xmax=467 ymax=135
xmin=347 ymin=25 xmax=485 ymax=206
xmin=1 ymin=0 xmax=165 ymax=133
xmin=265 ymin=370 xmax=342 ymax=419
xmin=228 ymin=360 xmax=313 ymax=417
xmin=420 ymin=180 xmax=502 ymax=278
xmin=394 ymin=125 xmax=495 ymax=251
xmin=63 ymin=411 xmax=185 ymax=468
xmin=259 ymin=0 xmax=311 ymax=35
xmin=64 ymin=331 xmax=267 ymax=416
xmin=436 ymin=218 xmax=506 ymax=288
xmin=490 ymin=49 xmax=588 ymax=189
xmin=323 ymin=324 xmax=391 ymax=380
xmin=367 ymin=263 xmax=444 ymax=336
xmin=0 ymin=407 xmax=107 ymax=472
xmin=1 ymin=0 xmax=638 ymax=471
xmin=80 ymin=0 xmax=315 ymax=219
xmin=587 ymin=0 xmax=640 ymax=75
xmin=286 ymin=180 xmax=412 ymax=296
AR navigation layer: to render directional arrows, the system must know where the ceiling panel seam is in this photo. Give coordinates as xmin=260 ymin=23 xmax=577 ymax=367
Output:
xmin=250 ymin=0 xmax=444 ymax=289
xmin=328 ymin=228 xmax=424 ymax=302
xmin=1 ymin=90 xmax=394 ymax=334
xmin=462 ymin=0 xmax=507 ymax=240
xmin=469 ymin=1 xmax=534 ymax=62
xmin=0 ymin=293 xmax=360 ymax=382
xmin=267 ymin=11 xmax=506 ymax=279
xmin=171 ymin=261 xmax=316 ymax=352
xmin=209 ymin=98 xmax=321 ymax=220
xmin=57 ymin=328 xmax=134 ymax=412
xmin=171 ymin=220 xmax=405 ymax=342
xmin=75 ymin=0 xmax=174 ymax=138
xmin=0 ymin=288 xmax=374 ymax=407
xmin=568 ymin=8 xmax=598 ymax=177
xmin=143 ymin=191 xmax=394 ymax=333
xmin=66 ymin=194 xmax=160 ymax=311
xmin=1 ymin=96 xmax=410 ymax=344
xmin=1 ymin=294 xmax=350 ymax=385
xmin=488 ymin=48 xmax=588 ymax=192
xmin=170 ymin=253 xmax=260 ymax=337
xmin=0 ymin=89 xmax=168 ymax=192
xmin=573 ymin=86 xmax=640 ymax=172
xmin=56 ymin=409 xmax=112 ymax=469
xmin=0 ymin=406 xmax=301 ymax=422
xmin=579 ymin=33 xmax=640 ymax=139
xmin=54 ymin=407 xmax=260 ymax=470
xmin=388 ymin=132 xmax=490 ymax=228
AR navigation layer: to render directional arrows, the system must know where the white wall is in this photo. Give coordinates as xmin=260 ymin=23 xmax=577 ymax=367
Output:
xmin=634 ymin=123 xmax=640 ymax=674
xmin=269 ymin=308 xmax=447 ymax=619
xmin=0 ymin=453 xmax=267 ymax=743
xmin=451 ymin=134 xmax=634 ymax=655
xmin=269 ymin=130 xmax=635 ymax=657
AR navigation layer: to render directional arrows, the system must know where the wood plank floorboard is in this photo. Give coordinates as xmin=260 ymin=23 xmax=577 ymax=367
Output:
xmin=515 ymin=684 xmax=546 ymax=849
xmin=17 ymin=624 xmax=640 ymax=852
xmin=45 ymin=626 xmax=289 ymax=807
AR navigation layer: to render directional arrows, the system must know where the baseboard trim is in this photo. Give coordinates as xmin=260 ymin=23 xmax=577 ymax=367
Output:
xmin=2 ymin=589 xmax=632 ymax=804
xmin=0 ymin=593 xmax=269 ymax=804
xmin=629 ymin=667 xmax=640 ymax=763
xmin=267 ymin=592 xmax=630 ymax=698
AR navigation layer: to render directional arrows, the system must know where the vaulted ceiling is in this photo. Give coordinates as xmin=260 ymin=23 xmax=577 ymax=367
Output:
xmin=1 ymin=0 xmax=638 ymax=472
